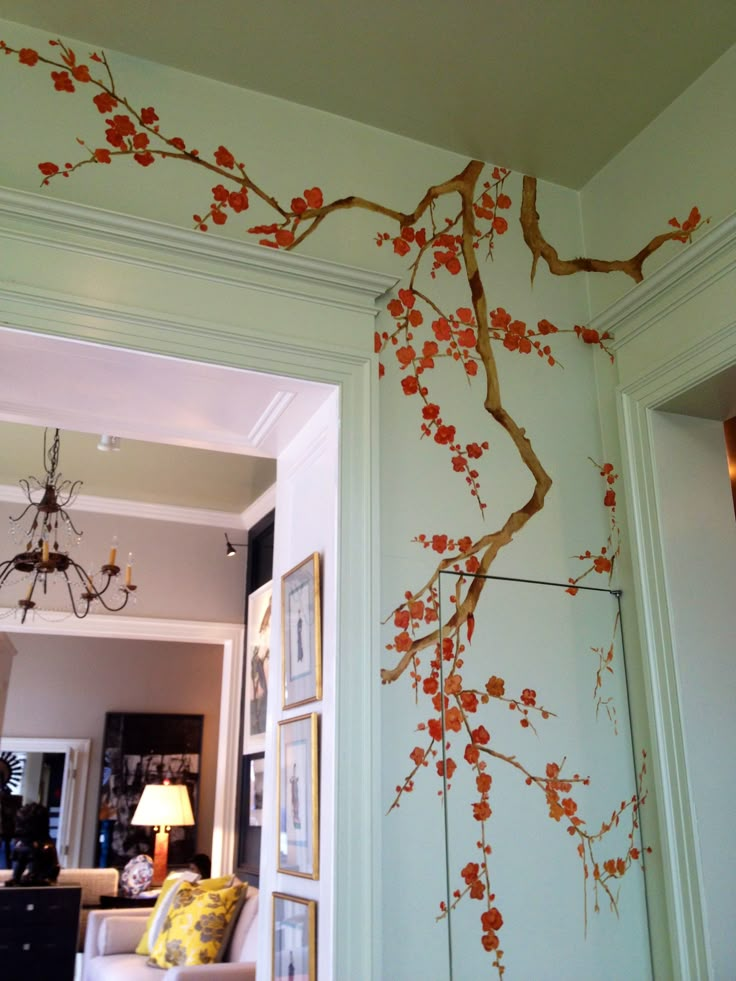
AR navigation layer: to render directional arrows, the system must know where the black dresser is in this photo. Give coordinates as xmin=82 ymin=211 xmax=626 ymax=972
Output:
xmin=0 ymin=883 xmax=81 ymax=981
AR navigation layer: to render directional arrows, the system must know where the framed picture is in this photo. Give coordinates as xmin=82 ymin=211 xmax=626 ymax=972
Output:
xmin=244 ymin=579 xmax=272 ymax=754
xmin=277 ymin=713 xmax=319 ymax=879
xmin=95 ymin=712 xmax=202 ymax=870
xmin=236 ymin=751 xmax=264 ymax=876
xmin=281 ymin=553 xmax=321 ymax=708
xmin=272 ymin=893 xmax=317 ymax=981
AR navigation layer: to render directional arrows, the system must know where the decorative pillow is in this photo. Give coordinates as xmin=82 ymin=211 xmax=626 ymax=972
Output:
xmin=135 ymin=873 xmax=231 ymax=956
xmin=147 ymin=881 xmax=246 ymax=969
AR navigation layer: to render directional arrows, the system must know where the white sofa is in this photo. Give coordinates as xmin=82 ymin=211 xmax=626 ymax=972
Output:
xmin=83 ymin=885 xmax=258 ymax=981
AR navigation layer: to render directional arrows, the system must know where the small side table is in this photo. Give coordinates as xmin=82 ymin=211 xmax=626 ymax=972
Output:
xmin=0 ymin=883 xmax=81 ymax=981
xmin=100 ymin=892 xmax=158 ymax=909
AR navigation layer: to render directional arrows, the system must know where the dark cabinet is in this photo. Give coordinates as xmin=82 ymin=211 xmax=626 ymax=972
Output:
xmin=0 ymin=884 xmax=81 ymax=981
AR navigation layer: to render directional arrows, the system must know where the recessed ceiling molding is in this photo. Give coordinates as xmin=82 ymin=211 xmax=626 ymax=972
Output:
xmin=0 ymin=188 xmax=397 ymax=317
xmin=247 ymin=391 xmax=296 ymax=447
xmin=0 ymin=483 xmax=243 ymax=529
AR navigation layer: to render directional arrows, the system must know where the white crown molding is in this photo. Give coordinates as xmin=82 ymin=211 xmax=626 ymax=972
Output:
xmin=0 ymin=186 xmax=398 ymax=316
xmin=0 ymin=482 xmax=247 ymax=528
xmin=248 ymin=390 xmax=296 ymax=446
xmin=592 ymin=211 xmax=736 ymax=348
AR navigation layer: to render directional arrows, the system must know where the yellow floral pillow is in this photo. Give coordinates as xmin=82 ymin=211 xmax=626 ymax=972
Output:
xmin=135 ymin=874 xmax=234 ymax=956
xmin=147 ymin=881 xmax=246 ymax=968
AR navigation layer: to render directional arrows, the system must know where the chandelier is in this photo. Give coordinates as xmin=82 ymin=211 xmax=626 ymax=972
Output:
xmin=0 ymin=428 xmax=137 ymax=623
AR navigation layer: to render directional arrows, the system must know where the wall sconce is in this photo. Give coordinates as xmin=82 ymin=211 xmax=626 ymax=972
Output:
xmin=224 ymin=533 xmax=247 ymax=558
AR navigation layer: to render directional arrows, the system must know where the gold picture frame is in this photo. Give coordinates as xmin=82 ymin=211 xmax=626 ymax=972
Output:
xmin=272 ymin=892 xmax=317 ymax=980
xmin=281 ymin=552 xmax=322 ymax=708
xmin=277 ymin=712 xmax=319 ymax=879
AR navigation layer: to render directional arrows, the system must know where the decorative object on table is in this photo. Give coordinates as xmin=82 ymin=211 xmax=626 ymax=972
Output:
xmin=281 ymin=553 xmax=322 ymax=708
xmin=131 ymin=781 xmax=195 ymax=886
xmin=277 ymin=713 xmax=319 ymax=879
xmin=244 ymin=579 xmax=272 ymax=754
xmin=0 ymin=427 xmax=137 ymax=623
xmin=95 ymin=711 xmax=203 ymax=872
xmin=8 ymin=801 xmax=60 ymax=885
xmin=272 ymin=892 xmax=317 ymax=981
xmin=237 ymin=751 xmax=264 ymax=875
xmin=120 ymin=853 xmax=154 ymax=897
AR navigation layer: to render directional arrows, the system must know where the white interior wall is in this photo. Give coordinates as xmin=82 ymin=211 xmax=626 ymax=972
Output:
xmin=258 ymin=391 xmax=339 ymax=981
xmin=650 ymin=411 xmax=736 ymax=979
xmin=0 ymin=634 xmax=16 ymax=733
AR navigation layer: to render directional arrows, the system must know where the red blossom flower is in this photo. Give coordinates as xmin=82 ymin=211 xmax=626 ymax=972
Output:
xmin=401 ymin=376 xmax=419 ymax=396
xmin=275 ymin=228 xmax=295 ymax=247
xmin=393 ymin=237 xmax=411 ymax=257
xmin=394 ymin=609 xmax=410 ymax=629
xmin=93 ymin=148 xmax=111 ymax=164
xmin=394 ymin=631 xmax=412 ymax=653
xmin=93 ymin=92 xmax=117 ymax=113
xmin=140 ymin=106 xmax=159 ymax=125
xmin=604 ymin=489 xmax=616 ymax=508
xmin=464 ymin=744 xmax=480 ymax=765
xmin=473 ymin=800 xmax=491 ymax=821
xmin=51 ymin=70 xmax=74 ymax=92
xmin=38 ymin=161 xmax=59 ymax=176
xmin=396 ymin=345 xmax=415 ymax=368
xmin=214 ymin=145 xmax=236 ymax=168
xmin=423 ymin=676 xmax=439 ymax=696
xmin=398 ymin=288 xmax=415 ymax=308
xmin=432 ymin=318 xmax=452 ymax=341
xmin=422 ymin=403 xmax=440 ymax=420
xmin=482 ymin=907 xmax=503 ymax=931
xmin=431 ymin=534 xmax=448 ymax=553
xmin=72 ymin=64 xmax=90 ymax=83
xmin=134 ymin=151 xmax=155 ymax=167
xmin=428 ymin=718 xmax=443 ymax=741
xmin=409 ymin=746 xmax=425 ymax=766
xmin=471 ymin=725 xmax=490 ymax=745
xmin=434 ymin=424 xmax=456 ymax=445
xmin=460 ymin=690 xmax=478 ymax=713
xmin=476 ymin=772 xmax=492 ymax=793
xmin=19 ymin=48 xmax=39 ymax=66
xmin=304 ymin=186 xmax=323 ymax=209
xmin=445 ymin=707 xmax=463 ymax=732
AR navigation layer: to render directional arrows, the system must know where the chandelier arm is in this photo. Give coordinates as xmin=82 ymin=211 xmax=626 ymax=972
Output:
xmin=54 ymin=479 xmax=83 ymax=509
xmin=58 ymin=507 xmax=85 ymax=540
xmin=0 ymin=559 xmax=17 ymax=585
xmin=7 ymin=501 xmax=35 ymax=525
xmin=93 ymin=587 xmax=131 ymax=614
xmin=61 ymin=568 xmax=91 ymax=619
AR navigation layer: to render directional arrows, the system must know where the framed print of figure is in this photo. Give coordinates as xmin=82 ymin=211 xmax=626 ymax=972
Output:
xmin=281 ymin=553 xmax=321 ymax=708
xmin=277 ymin=713 xmax=319 ymax=879
xmin=272 ymin=892 xmax=317 ymax=981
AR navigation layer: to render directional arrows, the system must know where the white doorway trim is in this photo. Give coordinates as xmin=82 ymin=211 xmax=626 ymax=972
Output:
xmin=593 ymin=212 xmax=736 ymax=980
xmin=0 ymin=734 xmax=90 ymax=867
xmin=0 ymin=186 xmax=395 ymax=980
xmin=0 ymin=613 xmax=243 ymax=877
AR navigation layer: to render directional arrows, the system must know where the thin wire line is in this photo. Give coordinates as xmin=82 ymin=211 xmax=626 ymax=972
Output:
xmin=439 ymin=569 xmax=620 ymax=595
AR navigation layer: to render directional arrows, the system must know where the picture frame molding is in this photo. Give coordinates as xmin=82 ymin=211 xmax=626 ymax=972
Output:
xmin=243 ymin=578 xmax=273 ymax=755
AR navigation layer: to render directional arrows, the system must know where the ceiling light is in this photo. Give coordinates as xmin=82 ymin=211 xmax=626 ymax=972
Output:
xmin=97 ymin=434 xmax=121 ymax=452
xmin=224 ymin=533 xmax=246 ymax=558
xmin=0 ymin=428 xmax=137 ymax=624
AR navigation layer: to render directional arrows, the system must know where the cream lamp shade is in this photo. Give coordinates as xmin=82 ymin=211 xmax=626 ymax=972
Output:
xmin=131 ymin=782 xmax=194 ymax=886
xmin=131 ymin=783 xmax=195 ymax=829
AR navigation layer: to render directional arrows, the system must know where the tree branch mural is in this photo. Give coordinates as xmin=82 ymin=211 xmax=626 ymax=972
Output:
xmin=1 ymin=36 xmax=700 ymax=974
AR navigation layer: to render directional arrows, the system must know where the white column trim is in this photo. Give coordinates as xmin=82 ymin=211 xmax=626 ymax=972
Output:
xmin=592 ymin=214 xmax=736 ymax=980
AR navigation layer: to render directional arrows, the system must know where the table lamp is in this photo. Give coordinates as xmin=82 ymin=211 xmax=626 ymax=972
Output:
xmin=131 ymin=781 xmax=194 ymax=886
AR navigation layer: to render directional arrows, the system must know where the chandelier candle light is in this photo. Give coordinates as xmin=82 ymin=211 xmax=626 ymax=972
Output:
xmin=0 ymin=428 xmax=137 ymax=623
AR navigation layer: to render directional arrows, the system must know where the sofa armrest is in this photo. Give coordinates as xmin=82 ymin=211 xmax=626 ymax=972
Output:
xmin=169 ymin=965 xmax=256 ymax=981
xmin=84 ymin=906 xmax=149 ymax=957
xmin=99 ymin=914 xmax=150 ymax=955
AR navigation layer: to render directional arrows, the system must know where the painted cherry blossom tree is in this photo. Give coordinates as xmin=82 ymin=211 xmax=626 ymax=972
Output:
xmin=0 ymin=36 xmax=707 ymax=975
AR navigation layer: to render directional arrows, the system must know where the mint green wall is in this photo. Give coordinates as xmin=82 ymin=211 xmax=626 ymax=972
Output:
xmin=581 ymin=42 xmax=736 ymax=316
xmin=0 ymin=18 xmax=670 ymax=978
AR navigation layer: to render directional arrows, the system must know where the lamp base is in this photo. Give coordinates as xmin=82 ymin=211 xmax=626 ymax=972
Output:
xmin=151 ymin=828 xmax=170 ymax=887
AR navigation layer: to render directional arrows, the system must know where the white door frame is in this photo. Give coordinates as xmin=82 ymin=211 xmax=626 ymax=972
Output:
xmin=0 ymin=734 xmax=90 ymax=867
xmin=593 ymin=213 xmax=736 ymax=980
xmin=0 ymin=186 xmax=395 ymax=980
